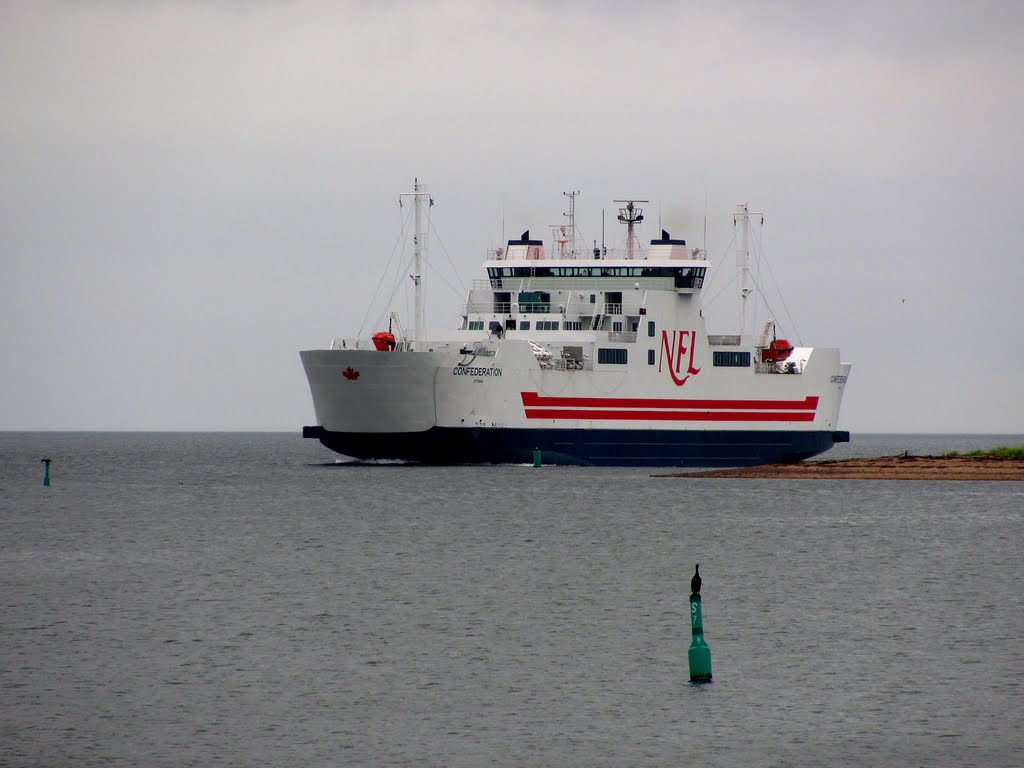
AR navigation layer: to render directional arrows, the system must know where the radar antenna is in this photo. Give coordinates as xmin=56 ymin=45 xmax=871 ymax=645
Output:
xmin=615 ymin=199 xmax=648 ymax=260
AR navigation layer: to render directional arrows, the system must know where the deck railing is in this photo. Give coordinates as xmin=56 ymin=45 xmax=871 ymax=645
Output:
xmin=330 ymin=337 xmax=413 ymax=351
xmin=462 ymin=301 xmax=645 ymax=317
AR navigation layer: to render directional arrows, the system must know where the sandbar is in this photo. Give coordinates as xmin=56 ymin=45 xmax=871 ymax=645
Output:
xmin=659 ymin=454 xmax=1024 ymax=480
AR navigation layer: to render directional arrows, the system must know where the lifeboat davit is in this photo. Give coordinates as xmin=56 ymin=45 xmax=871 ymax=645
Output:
xmin=761 ymin=339 xmax=794 ymax=363
xmin=372 ymin=331 xmax=397 ymax=351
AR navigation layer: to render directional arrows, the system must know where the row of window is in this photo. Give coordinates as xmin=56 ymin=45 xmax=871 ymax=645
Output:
xmin=641 ymin=350 xmax=752 ymax=367
xmin=470 ymin=320 xmax=589 ymax=332
xmin=466 ymin=321 xmax=750 ymax=368
xmin=488 ymin=267 xmax=706 ymax=290
xmin=508 ymin=344 xmax=743 ymax=367
xmin=488 ymin=266 xmax=706 ymax=279
xmin=598 ymin=348 xmax=746 ymax=367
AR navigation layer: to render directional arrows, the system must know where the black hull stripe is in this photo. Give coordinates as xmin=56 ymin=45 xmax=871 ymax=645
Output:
xmin=303 ymin=426 xmax=844 ymax=467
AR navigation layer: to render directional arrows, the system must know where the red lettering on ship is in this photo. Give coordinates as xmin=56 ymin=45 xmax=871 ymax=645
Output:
xmin=658 ymin=330 xmax=702 ymax=387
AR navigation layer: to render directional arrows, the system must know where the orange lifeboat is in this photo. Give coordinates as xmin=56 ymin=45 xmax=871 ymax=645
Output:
xmin=372 ymin=331 xmax=396 ymax=351
xmin=761 ymin=338 xmax=794 ymax=363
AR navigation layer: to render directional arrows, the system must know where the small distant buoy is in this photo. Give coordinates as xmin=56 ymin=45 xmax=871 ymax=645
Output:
xmin=41 ymin=458 xmax=52 ymax=487
xmin=688 ymin=564 xmax=712 ymax=682
xmin=533 ymin=448 xmax=542 ymax=468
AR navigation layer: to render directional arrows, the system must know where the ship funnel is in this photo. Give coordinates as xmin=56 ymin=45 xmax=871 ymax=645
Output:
xmin=649 ymin=229 xmax=689 ymax=260
xmin=506 ymin=230 xmax=546 ymax=261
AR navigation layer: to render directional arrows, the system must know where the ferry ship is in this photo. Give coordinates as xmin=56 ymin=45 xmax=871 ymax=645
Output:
xmin=300 ymin=181 xmax=850 ymax=466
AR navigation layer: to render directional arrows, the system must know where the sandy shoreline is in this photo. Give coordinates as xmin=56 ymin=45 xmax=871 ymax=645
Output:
xmin=658 ymin=455 xmax=1024 ymax=480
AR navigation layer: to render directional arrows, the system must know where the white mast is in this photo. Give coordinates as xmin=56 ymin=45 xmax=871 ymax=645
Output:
xmin=563 ymin=189 xmax=580 ymax=258
xmin=735 ymin=202 xmax=761 ymax=339
xmin=401 ymin=179 xmax=432 ymax=349
xmin=414 ymin=179 xmax=424 ymax=348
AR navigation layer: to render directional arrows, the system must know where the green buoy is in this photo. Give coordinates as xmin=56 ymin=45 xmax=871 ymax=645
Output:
xmin=533 ymin=448 xmax=542 ymax=468
xmin=688 ymin=563 xmax=712 ymax=682
xmin=41 ymin=458 xmax=52 ymax=487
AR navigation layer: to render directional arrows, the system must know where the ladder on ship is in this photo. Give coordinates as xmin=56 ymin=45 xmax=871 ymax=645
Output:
xmin=591 ymin=312 xmax=604 ymax=331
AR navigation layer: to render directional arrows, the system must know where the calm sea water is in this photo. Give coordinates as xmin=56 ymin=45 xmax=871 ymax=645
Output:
xmin=2 ymin=432 xmax=1022 ymax=767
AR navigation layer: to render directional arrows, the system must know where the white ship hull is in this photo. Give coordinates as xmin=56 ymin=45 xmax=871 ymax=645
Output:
xmin=301 ymin=337 xmax=850 ymax=467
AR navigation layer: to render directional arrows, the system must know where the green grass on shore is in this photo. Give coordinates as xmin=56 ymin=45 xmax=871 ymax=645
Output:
xmin=941 ymin=446 xmax=1024 ymax=459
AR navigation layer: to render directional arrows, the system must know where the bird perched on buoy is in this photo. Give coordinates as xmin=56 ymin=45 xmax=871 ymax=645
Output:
xmin=691 ymin=563 xmax=702 ymax=596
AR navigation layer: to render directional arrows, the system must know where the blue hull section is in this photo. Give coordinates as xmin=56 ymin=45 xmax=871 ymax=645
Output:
xmin=303 ymin=426 xmax=849 ymax=467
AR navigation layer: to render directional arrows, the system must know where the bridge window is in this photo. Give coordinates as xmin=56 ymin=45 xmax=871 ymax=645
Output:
xmin=674 ymin=267 xmax=707 ymax=289
xmin=501 ymin=266 xmax=708 ymax=282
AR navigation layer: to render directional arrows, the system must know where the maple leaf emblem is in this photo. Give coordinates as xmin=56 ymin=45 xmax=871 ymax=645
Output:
xmin=342 ymin=366 xmax=360 ymax=381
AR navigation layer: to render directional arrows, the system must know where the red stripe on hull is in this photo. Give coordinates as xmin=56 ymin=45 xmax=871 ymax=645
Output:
xmin=524 ymin=408 xmax=817 ymax=422
xmin=520 ymin=392 xmax=819 ymax=411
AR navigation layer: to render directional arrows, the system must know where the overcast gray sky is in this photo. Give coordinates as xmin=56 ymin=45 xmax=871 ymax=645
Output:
xmin=2 ymin=0 xmax=1022 ymax=433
